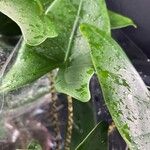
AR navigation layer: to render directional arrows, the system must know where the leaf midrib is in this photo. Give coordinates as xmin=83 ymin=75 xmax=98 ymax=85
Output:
xmin=64 ymin=0 xmax=83 ymax=62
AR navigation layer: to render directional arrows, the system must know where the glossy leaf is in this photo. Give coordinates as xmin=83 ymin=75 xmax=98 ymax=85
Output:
xmin=108 ymin=10 xmax=137 ymax=29
xmin=0 ymin=0 xmax=57 ymax=46
xmin=0 ymin=41 xmax=58 ymax=93
xmin=80 ymin=24 xmax=150 ymax=149
xmin=71 ymin=101 xmax=95 ymax=149
xmin=0 ymin=0 xmax=110 ymax=101
xmin=55 ymin=0 xmax=110 ymax=101
xmin=76 ymin=122 xmax=108 ymax=150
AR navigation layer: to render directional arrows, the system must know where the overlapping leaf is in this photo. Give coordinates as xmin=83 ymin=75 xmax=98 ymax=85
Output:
xmin=0 ymin=0 xmax=57 ymax=45
xmin=55 ymin=0 xmax=110 ymax=101
xmin=80 ymin=24 xmax=150 ymax=149
xmin=0 ymin=0 xmax=136 ymax=102
xmin=55 ymin=9 xmax=137 ymax=101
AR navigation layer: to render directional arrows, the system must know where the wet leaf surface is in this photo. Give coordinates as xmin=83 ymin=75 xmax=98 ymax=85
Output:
xmin=80 ymin=24 xmax=150 ymax=149
xmin=0 ymin=0 xmax=57 ymax=45
xmin=55 ymin=0 xmax=110 ymax=101
xmin=0 ymin=0 xmax=110 ymax=102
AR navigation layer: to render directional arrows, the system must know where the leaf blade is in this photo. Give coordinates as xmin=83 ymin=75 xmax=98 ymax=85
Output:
xmin=55 ymin=0 xmax=110 ymax=102
xmin=0 ymin=0 xmax=57 ymax=45
xmin=80 ymin=24 xmax=150 ymax=149
xmin=0 ymin=41 xmax=57 ymax=93
xmin=108 ymin=10 xmax=137 ymax=29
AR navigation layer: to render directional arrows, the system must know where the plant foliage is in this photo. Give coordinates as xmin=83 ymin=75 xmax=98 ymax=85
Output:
xmin=0 ymin=0 xmax=148 ymax=149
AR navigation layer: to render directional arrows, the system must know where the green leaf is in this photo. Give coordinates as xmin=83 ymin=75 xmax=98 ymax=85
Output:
xmin=108 ymin=10 xmax=137 ymax=29
xmin=0 ymin=41 xmax=58 ymax=93
xmin=55 ymin=0 xmax=110 ymax=102
xmin=80 ymin=24 xmax=150 ymax=149
xmin=75 ymin=122 xmax=108 ymax=150
xmin=71 ymin=101 xmax=95 ymax=149
xmin=0 ymin=0 xmax=110 ymax=101
xmin=0 ymin=0 xmax=57 ymax=46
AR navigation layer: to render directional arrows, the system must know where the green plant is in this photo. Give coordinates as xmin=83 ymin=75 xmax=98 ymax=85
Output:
xmin=0 ymin=0 xmax=149 ymax=149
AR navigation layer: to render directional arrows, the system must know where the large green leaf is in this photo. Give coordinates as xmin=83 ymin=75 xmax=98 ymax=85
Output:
xmin=75 ymin=122 xmax=108 ymax=150
xmin=55 ymin=0 xmax=110 ymax=101
xmin=0 ymin=0 xmax=57 ymax=46
xmin=80 ymin=24 xmax=150 ymax=149
xmin=0 ymin=0 xmax=136 ymax=101
xmin=0 ymin=0 xmax=83 ymax=93
xmin=108 ymin=10 xmax=137 ymax=29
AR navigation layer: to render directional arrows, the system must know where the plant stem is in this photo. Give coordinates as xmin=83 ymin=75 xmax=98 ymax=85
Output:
xmin=48 ymin=72 xmax=62 ymax=150
xmin=64 ymin=95 xmax=73 ymax=150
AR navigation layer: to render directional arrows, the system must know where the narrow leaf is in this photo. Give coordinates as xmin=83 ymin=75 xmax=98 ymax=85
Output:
xmin=0 ymin=0 xmax=57 ymax=45
xmin=80 ymin=24 xmax=150 ymax=149
xmin=108 ymin=10 xmax=137 ymax=29
xmin=76 ymin=122 xmax=108 ymax=150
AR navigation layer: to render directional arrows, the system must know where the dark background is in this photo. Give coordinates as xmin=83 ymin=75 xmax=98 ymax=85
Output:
xmin=107 ymin=0 xmax=150 ymax=58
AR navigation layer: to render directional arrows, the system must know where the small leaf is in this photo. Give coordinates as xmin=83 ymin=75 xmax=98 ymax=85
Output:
xmin=75 ymin=122 xmax=108 ymax=150
xmin=0 ymin=0 xmax=57 ymax=46
xmin=108 ymin=10 xmax=137 ymax=29
xmin=80 ymin=24 xmax=150 ymax=149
